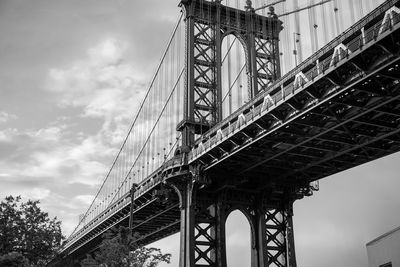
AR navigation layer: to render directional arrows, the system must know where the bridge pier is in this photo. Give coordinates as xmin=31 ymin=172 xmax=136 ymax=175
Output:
xmin=251 ymin=204 xmax=297 ymax=267
xmin=171 ymin=179 xmax=227 ymax=267
xmin=170 ymin=178 xmax=297 ymax=267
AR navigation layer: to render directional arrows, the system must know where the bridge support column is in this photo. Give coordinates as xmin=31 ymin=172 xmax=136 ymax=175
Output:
xmin=174 ymin=179 xmax=227 ymax=267
xmin=171 ymin=174 xmax=300 ymax=267
xmin=251 ymin=201 xmax=297 ymax=267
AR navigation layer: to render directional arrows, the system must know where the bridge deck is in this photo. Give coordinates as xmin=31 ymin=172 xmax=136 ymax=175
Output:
xmin=188 ymin=0 xmax=400 ymax=186
xmin=61 ymin=0 xmax=400 ymax=259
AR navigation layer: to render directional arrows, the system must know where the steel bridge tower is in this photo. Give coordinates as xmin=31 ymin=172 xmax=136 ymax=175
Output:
xmin=58 ymin=1 xmax=400 ymax=265
xmin=173 ymin=1 xmax=304 ymax=266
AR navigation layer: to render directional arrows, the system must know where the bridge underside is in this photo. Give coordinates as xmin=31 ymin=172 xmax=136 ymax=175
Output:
xmin=62 ymin=190 xmax=181 ymax=262
xmin=199 ymin=26 xmax=400 ymax=193
xmin=60 ymin=2 xmax=400 ymax=266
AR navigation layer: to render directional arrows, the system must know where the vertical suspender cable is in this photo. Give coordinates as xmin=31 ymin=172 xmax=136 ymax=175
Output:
xmin=308 ymin=0 xmax=318 ymax=54
xmin=170 ymin=37 xmax=175 ymax=154
xmin=293 ymin=0 xmax=302 ymax=65
xmin=227 ymin=35 xmax=232 ymax=115
xmin=365 ymin=0 xmax=371 ymax=14
xmin=358 ymin=0 xmax=364 ymax=19
xmin=320 ymin=2 xmax=328 ymax=46
xmin=348 ymin=0 xmax=355 ymax=25
xmin=283 ymin=0 xmax=290 ymax=74
xmin=150 ymin=72 xmax=155 ymax=175
xmin=74 ymin=12 xmax=184 ymax=228
xmin=333 ymin=0 xmax=341 ymax=36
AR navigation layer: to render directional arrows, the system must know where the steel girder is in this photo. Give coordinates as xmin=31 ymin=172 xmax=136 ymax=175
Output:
xmin=61 ymin=186 xmax=182 ymax=260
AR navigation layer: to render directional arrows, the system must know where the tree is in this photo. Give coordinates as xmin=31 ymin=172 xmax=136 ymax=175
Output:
xmin=0 ymin=195 xmax=64 ymax=266
xmin=0 ymin=252 xmax=29 ymax=267
xmin=81 ymin=226 xmax=171 ymax=267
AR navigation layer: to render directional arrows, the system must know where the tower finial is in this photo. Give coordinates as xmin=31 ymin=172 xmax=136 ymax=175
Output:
xmin=268 ymin=6 xmax=277 ymax=17
xmin=245 ymin=0 xmax=253 ymax=10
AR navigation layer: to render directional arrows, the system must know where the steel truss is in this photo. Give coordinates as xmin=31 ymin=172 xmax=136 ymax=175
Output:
xmin=255 ymin=36 xmax=281 ymax=91
xmin=263 ymin=207 xmax=294 ymax=267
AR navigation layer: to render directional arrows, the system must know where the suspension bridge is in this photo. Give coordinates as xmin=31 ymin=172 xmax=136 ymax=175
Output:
xmin=59 ymin=0 xmax=400 ymax=266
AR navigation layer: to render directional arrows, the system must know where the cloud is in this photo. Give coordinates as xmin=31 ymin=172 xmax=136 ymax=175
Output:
xmin=74 ymin=195 xmax=95 ymax=206
xmin=0 ymin=128 xmax=17 ymax=142
xmin=23 ymin=188 xmax=51 ymax=200
xmin=45 ymin=38 xmax=144 ymax=113
xmin=45 ymin=38 xmax=147 ymax=146
xmin=0 ymin=126 xmax=114 ymax=235
xmin=0 ymin=38 xmax=153 ymax=235
xmin=0 ymin=111 xmax=17 ymax=123
xmin=0 ymin=123 xmax=114 ymax=186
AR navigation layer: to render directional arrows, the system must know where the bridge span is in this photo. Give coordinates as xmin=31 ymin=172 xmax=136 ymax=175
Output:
xmin=60 ymin=1 xmax=400 ymax=266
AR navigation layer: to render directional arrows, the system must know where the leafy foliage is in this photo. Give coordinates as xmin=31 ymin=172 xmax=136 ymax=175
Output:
xmin=81 ymin=226 xmax=171 ymax=267
xmin=0 ymin=195 xmax=64 ymax=266
xmin=0 ymin=252 xmax=30 ymax=267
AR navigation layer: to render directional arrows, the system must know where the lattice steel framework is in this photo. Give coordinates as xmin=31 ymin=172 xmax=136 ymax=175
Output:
xmin=264 ymin=207 xmax=294 ymax=267
xmin=191 ymin=17 xmax=219 ymax=134
xmin=174 ymin=1 xmax=288 ymax=266
xmin=178 ymin=0 xmax=282 ymax=146
xmin=192 ymin=203 xmax=219 ymax=266
xmin=57 ymin=2 xmax=400 ymax=266
xmin=169 ymin=178 xmax=225 ymax=267
xmin=255 ymin=36 xmax=281 ymax=91
xmin=169 ymin=181 xmax=303 ymax=267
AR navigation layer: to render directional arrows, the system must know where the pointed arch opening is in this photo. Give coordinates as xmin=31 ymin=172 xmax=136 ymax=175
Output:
xmin=225 ymin=209 xmax=251 ymax=267
xmin=221 ymin=33 xmax=250 ymax=120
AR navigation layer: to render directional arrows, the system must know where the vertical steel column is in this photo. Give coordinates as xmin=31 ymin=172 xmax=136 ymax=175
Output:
xmin=286 ymin=205 xmax=297 ymax=267
xmin=245 ymin=4 xmax=282 ymax=98
xmin=265 ymin=207 xmax=289 ymax=267
xmin=179 ymin=0 xmax=222 ymax=143
xmin=173 ymin=179 xmax=227 ymax=267
xmin=177 ymin=2 xmax=287 ymax=266
xmin=128 ymin=184 xmax=138 ymax=230
xmin=182 ymin=0 xmax=196 ymax=147
xmin=178 ymin=0 xmax=281 ymax=142
xmin=214 ymin=193 xmax=227 ymax=267
xmin=253 ymin=9 xmax=282 ymax=93
xmin=246 ymin=6 xmax=260 ymax=98
xmin=251 ymin=202 xmax=268 ymax=267
xmin=251 ymin=200 xmax=297 ymax=267
xmin=215 ymin=1 xmax=223 ymax=123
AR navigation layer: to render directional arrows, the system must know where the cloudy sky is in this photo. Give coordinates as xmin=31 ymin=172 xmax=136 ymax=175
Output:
xmin=0 ymin=0 xmax=399 ymax=267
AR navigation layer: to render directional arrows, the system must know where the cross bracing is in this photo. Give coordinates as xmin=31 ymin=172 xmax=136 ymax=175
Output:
xmin=59 ymin=1 xmax=400 ymax=266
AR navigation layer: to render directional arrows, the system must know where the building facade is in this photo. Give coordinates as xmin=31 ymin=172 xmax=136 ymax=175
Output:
xmin=367 ymin=226 xmax=400 ymax=267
